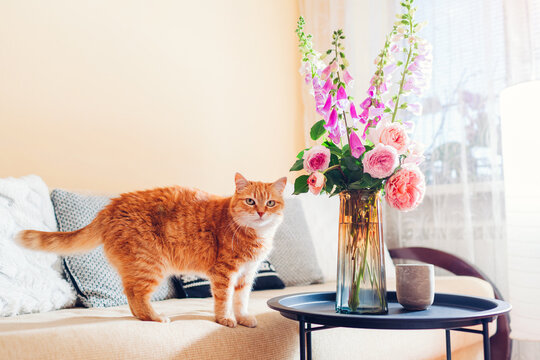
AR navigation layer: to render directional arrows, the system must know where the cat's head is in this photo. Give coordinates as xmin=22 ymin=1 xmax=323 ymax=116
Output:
xmin=230 ymin=173 xmax=287 ymax=229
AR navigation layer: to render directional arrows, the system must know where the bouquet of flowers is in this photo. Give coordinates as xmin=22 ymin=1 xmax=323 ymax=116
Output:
xmin=291 ymin=0 xmax=431 ymax=212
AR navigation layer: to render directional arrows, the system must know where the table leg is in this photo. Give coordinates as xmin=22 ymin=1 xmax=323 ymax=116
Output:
xmin=306 ymin=323 xmax=312 ymax=360
xmin=299 ymin=318 xmax=306 ymax=360
xmin=482 ymin=320 xmax=491 ymax=360
xmin=445 ymin=330 xmax=452 ymax=360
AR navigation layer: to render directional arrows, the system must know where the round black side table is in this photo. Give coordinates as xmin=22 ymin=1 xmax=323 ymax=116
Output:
xmin=268 ymin=291 xmax=511 ymax=360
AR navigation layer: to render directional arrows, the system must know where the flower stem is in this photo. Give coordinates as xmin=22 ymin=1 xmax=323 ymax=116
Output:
xmin=391 ymin=21 xmax=415 ymax=123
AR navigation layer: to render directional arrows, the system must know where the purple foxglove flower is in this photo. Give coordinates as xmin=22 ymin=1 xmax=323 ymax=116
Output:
xmin=349 ymin=103 xmax=361 ymax=128
xmin=383 ymin=63 xmax=398 ymax=75
xmin=305 ymin=73 xmax=312 ymax=84
xmin=324 ymin=108 xmax=338 ymax=131
xmin=415 ymin=54 xmax=426 ymax=63
xmin=360 ymin=108 xmax=369 ymax=123
xmin=378 ymin=82 xmax=388 ymax=94
xmin=315 ymin=92 xmax=325 ymax=105
xmin=299 ymin=61 xmax=310 ymax=75
xmin=407 ymin=103 xmax=423 ymax=116
xmin=336 ymin=86 xmax=349 ymax=110
xmin=343 ymin=70 xmax=354 ymax=87
xmin=322 ymin=78 xmax=333 ymax=94
xmin=328 ymin=127 xmax=341 ymax=144
xmin=350 ymin=132 xmax=366 ymax=158
xmin=360 ymin=97 xmax=372 ymax=110
xmin=402 ymin=121 xmax=415 ymax=131
xmin=402 ymin=78 xmax=417 ymax=92
xmin=367 ymin=86 xmax=376 ymax=97
xmin=350 ymin=102 xmax=359 ymax=119
xmin=338 ymin=120 xmax=347 ymax=137
xmin=320 ymin=93 xmax=333 ymax=116
xmin=321 ymin=64 xmax=333 ymax=80
xmin=312 ymin=77 xmax=324 ymax=91
xmin=362 ymin=124 xmax=370 ymax=140
xmin=330 ymin=61 xmax=338 ymax=72
xmin=369 ymin=107 xmax=385 ymax=118
xmin=408 ymin=62 xmax=419 ymax=72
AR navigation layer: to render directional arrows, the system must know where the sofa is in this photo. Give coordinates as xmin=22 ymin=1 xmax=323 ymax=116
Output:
xmin=0 ymin=176 xmax=510 ymax=360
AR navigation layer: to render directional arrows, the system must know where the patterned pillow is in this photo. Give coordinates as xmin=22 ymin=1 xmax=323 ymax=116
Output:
xmin=268 ymin=197 xmax=325 ymax=286
xmin=51 ymin=189 xmax=176 ymax=308
xmin=175 ymin=260 xmax=285 ymax=298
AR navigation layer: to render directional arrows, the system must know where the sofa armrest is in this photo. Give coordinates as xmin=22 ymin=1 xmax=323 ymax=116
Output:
xmin=389 ymin=247 xmax=511 ymax=360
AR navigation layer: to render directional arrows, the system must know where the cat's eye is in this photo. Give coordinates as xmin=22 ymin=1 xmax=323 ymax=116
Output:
xmin=245 ymin=198 xmax=255 ymax=206
xmin=266 ymin=200 xmax=276 ymax=207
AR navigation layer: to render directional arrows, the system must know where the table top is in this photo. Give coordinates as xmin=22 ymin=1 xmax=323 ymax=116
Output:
xmin=267 ymin=291 xmax=511 ymax=330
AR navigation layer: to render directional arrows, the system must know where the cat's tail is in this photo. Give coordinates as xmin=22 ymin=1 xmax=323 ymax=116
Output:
xmin=16 ymin=221 xmax=103 ymax=255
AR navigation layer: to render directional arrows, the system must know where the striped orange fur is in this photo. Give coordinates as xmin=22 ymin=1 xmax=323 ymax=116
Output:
xmin=17 ymin=173 xmax=287 ymax=327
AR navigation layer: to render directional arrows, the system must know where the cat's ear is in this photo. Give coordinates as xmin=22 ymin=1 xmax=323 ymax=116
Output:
xmin=272 ymin=177 xmax=288 ymax=194
xmin=235 ymin=173 xmax=250 ymax=192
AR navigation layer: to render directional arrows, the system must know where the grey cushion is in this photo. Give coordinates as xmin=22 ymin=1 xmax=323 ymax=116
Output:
xmin=51 ymin=189 xmax=176 ymax=308
xmin=269 ymin=198 xmax=324 ymax=286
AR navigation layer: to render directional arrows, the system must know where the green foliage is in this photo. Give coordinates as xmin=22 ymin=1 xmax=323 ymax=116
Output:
xmin=290 ymin=159 xmax=304 ymax=172
xmin=348 ymin=174 xmax=384 ymax=190
xmin=341 ymin=155 xmax=360 ymax=171
xmin=310 ymin=120 xmax=327 ymax=141
xmin=323 ymin=140 xmax=343 ymax=157
xmin=293 ymin=175 xmax=310 ymax=195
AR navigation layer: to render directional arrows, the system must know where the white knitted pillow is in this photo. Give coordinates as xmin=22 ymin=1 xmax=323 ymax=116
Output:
xmin=0 ymin=175 xmax=75 ymax=316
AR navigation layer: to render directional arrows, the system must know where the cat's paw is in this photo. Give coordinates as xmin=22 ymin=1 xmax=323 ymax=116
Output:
xmin=216 ymin=316 xmax=237 ymax=328
xmin=156 ymin=314 xmax=171 ymax=323
xmin=237 ymin=314 xmax=257 ymax=328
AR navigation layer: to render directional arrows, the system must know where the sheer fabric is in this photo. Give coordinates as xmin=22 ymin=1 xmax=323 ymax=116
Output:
xmin=298 ymin=0 xmax=540 ymax=356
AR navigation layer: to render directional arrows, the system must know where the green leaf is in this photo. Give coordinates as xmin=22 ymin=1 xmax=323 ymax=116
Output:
xmin=341 ymin=156 xmax=360 ymax=171
xmin=310 ymin=120 xmax=327 ymax=141
xmin=348 ymin=174 xmax=384 ymax=190
xmin=329 ymin=154 xmax=340 ymax=166
xmin=296 ymin=149 xmax=305 ymax=159
xmin=290 ymin=159 xmax=304 ymax=172
xmin=293 ymin=175 xmax=310 ymax=195
xmin=347 ymin=169 xmax=365 ymax=183
xmin=326 ymin=49 xmax=332 ymax=54
xmin=325 ymin=169 xmax=346 ymax=191
xmin=323 ymin=140 xmax=342 ymax=157
xmin=339 ymin=52 xmax=345 ymax=58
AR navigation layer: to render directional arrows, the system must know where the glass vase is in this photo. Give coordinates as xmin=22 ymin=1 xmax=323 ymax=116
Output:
xmin=336 ymin=189 xmax=388 ymax=314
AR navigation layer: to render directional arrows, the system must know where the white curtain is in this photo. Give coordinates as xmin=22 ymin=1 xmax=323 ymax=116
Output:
xmin=299 ymin=0 xmax=540 ymax=358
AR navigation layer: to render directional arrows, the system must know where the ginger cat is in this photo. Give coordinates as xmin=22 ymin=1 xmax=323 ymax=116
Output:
xmin=17 ymin=173 xmax=287 ymax=328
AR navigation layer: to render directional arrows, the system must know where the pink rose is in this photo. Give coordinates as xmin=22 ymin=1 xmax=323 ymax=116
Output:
xmin=303 ymin=145 xmax=331 ymax=173
xmin=362 ymin=144 xmax=398 ymax=179
xmin=384 ymin=165 xmax=425 ymax=211
xmin=307 ymin=172 xmax=325 ymax=195
xmin=368 ymin=121 xmax=409 ymax=155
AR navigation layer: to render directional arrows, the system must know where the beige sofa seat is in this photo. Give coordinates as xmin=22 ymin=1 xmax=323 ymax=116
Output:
xmin=0 ymin=276 xmax=495 ymax=360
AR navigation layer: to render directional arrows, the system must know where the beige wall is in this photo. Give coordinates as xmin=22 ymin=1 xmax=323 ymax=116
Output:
xmin=0 ymin=0 xmax=303 ymax=195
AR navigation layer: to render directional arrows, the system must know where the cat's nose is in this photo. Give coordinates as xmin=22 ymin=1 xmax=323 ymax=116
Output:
xmin=257 ymin=211 xmax=265 ymax=218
